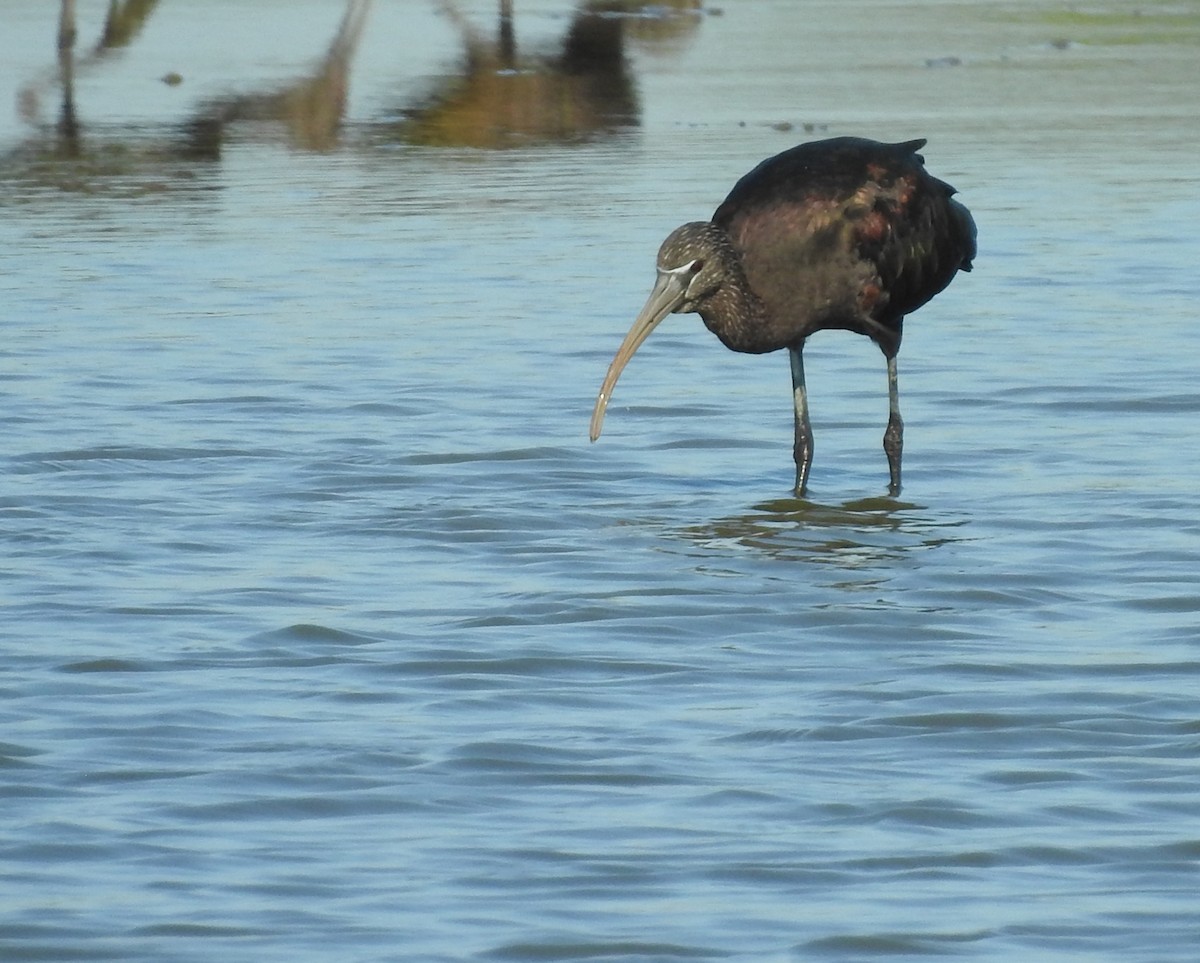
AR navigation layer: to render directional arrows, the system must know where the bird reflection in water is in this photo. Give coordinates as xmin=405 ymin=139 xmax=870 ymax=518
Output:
xmin=17 ymin=0 xmax=166 ymax=159
xmin=7 ymin=0 xmax=373 ymax=184
xmin=181 ymin=0 xmax=372 ymax=156
xmin=6 ymin=1 xmax=703 ymax=187
xmin=396 ymin=0 xmax=652 ymax=148
xmin=397 ymin=0 xmax=706 ymax=147
xmin=671 ymin=497 xmax=967 ymax=570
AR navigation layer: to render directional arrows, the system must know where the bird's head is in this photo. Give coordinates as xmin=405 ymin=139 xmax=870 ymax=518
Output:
xmin=654 ymin=221 xmax=727 ymax=311
xmin=589 ymin=222 xmax=729 ymax=442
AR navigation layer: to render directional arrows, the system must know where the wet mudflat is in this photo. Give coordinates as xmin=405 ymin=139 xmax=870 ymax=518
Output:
xmin=2 ymin=1 xmax=1199 ymax=960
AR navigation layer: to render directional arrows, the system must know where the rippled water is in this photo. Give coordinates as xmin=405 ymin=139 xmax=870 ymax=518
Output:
xmin=3 ymin=1 xmax=1200 ymax=960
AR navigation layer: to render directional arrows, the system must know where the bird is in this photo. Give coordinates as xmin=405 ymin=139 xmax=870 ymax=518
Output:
xmin=588 ymin=136 xmax=976 ymax=496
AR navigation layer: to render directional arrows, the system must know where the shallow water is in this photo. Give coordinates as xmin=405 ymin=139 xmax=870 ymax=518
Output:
xmin=3 ymin=1 xmax=1200 ymax=960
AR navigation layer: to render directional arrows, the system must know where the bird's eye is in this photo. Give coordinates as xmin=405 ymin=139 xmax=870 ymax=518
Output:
xmin=688 ymin=259 xmax=704 ymax=274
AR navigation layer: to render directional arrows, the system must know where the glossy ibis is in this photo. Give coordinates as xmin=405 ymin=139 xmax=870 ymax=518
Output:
xmin=589 ymin=136 xmax=976 ymax=496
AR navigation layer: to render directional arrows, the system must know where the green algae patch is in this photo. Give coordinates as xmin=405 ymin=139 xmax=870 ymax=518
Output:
xmin=1032 ymin=6 xmax=1200 ymax=46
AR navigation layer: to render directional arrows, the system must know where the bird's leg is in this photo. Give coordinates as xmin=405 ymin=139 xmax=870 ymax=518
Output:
xmin=790 ymin=346 xmax=813 ymax=496
xmin=884 ymin=355 xmax=903 ymax=496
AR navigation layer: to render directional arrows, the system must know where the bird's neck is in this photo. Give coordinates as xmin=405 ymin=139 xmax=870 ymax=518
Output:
xmin=697 ymin=249 xmax=775 ymax=355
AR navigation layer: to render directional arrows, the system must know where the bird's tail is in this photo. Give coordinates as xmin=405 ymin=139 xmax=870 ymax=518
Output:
xmin=950 ymin=197 xmax=977 ymax=271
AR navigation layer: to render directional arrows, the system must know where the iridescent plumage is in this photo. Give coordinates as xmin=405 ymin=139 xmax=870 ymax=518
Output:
xmin=590 ymin=136 xmax=976 ymax=495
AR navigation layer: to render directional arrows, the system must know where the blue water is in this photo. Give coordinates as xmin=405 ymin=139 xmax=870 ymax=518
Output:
xmin=3 ymin=1 xmax=1200 ymax=960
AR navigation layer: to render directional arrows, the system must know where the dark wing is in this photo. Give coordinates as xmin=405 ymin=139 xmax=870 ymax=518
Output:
xmin=712 ymin=137 xmax=975 ymax=348
xmin=865 ymin=161 xmax=976 ymax=321
xmin=714 ymin=137 xmax=931 ymax=223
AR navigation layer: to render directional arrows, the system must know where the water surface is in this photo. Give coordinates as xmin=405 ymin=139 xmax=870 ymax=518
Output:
xmin=3 ymin=1 xmax=1199 ymax=960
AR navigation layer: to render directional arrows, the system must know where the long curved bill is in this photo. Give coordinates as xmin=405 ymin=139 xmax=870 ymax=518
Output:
xmin=589 ymin=269 xmax=688 ymax=442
